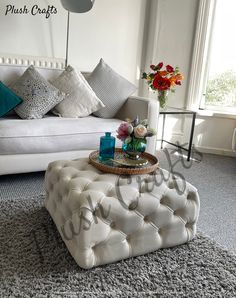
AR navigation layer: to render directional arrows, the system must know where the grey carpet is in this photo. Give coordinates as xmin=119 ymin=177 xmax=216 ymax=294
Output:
xmin=0 ymin=171 xmax=45 ymax=199
xmin=1 ymin=194 xmax=236 ymax=297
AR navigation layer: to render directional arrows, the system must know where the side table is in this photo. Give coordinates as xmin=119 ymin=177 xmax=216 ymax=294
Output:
xmin=159 ymin=106 xmax=196 ymax=161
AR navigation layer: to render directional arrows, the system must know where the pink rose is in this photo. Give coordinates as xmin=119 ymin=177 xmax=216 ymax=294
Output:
xmin=133 ymin=124 xmax=147 ymax=138
xmin=117 ymin=122 xmax=132 ymax=141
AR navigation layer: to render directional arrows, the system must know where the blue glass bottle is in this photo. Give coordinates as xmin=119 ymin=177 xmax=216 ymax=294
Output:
xmin=99 ymin=132 xmax=115 ymax=161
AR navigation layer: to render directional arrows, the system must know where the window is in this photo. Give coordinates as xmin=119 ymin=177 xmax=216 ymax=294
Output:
xmin=187 ymin=0 xmax=236 ymax=115
xmin=201 ymin=0 xmax=236 ymax=113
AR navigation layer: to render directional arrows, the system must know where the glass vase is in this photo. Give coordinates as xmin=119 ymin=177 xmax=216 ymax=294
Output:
xmin=158 ymin=90 xmax=169 ymax=109
xmin=99 ymin=132 xmax=115 ymax=161
xmin=122 ymin=137 xmax=147 ymax=160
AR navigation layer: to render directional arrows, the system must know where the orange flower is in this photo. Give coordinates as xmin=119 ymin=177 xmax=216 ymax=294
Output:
xmin=175 ymin=73 xmax=184 ymax=81
xmin=169 ymin=73 xmax=184 ymax=86
xmin=158 ymin=70 xmax=168 ymax=77
xmin=169 ymin=76 xmax=177 ymax=86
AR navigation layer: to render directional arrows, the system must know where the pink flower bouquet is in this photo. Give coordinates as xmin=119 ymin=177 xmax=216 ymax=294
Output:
xmin=117 ymin=116 xmax=156 ymax=159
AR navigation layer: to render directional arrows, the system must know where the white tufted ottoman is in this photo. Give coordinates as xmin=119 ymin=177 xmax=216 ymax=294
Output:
xmin=44 ymin=158 xmax=200 ymax=269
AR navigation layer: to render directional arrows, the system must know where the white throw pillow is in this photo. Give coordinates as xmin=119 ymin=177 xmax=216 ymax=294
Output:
xmin=51 ymin=65 xmax=104 ymax=118
xmin=87 ymin=58 xmax=137 ymax=118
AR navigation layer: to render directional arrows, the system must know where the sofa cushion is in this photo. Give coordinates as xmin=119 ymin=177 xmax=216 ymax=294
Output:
xmin=0 ymin=81 xmax=23 ymax=117
xmin=51 ymin=65 xmax=104 ymax=118
xmin=10 ymin=65 xmax=65 ymax=119
xmin=0 ymin=115 xmax=122 ymax=154
xmin=87 ymin=59 xmax=137 ymax=118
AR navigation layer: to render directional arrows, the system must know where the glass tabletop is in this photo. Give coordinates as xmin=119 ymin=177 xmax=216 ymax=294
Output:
xmin=92 ymin=151 xmax=153 ymax=169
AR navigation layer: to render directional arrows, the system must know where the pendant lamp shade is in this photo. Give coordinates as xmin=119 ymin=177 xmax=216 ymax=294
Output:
xmin=60 ymin=0 xmax=95 ymax=13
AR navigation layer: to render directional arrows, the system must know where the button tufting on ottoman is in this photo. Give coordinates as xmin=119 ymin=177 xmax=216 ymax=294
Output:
xmin=44 ymin=158 xmax=200 ymax=269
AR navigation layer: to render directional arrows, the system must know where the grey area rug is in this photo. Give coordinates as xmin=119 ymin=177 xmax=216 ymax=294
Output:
xmin=1 ymin=195 xmax=236 ymax=298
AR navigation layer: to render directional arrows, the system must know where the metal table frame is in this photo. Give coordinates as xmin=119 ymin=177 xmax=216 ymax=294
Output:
xmin=159 ymin=106 xmax=196 ymax=161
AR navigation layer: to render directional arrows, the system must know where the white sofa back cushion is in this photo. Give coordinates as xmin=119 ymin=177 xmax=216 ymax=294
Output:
xmin=0 ymin=65 xmax=63 ymax=86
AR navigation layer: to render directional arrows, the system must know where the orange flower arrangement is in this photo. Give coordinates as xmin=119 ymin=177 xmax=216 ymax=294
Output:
xmin=142 ymin=62 xmax=184 ymax=108
xmin=142 ymin=62 xmax=184 ymax=92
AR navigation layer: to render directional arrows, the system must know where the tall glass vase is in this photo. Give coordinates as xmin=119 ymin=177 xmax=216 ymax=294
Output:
xmin=158 ymin=90 xmax=169 ymax=109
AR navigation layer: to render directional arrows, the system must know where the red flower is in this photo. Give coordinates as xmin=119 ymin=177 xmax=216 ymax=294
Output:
xmin=150 ymin=64 xmax=156 ymax=70
xmin=175 ymin=80 xmax=182 ymax=85
xmin=157 ymin=62 xmax=163 ymax=69
xmin=166 ymin=65 xmax=174 ymax=73
xmin=153 ymin=74 xmax=171 ymax=91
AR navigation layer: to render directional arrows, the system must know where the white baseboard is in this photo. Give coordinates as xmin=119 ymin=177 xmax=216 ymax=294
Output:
xmin=157 ymin=129 xmax=236 ymax=157
xmin=195 ymin=146 xmax=236 ymax=157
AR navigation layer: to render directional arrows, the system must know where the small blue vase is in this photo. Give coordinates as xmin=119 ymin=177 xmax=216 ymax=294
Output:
xmin=99 ymin=132 xmax=115 ymax=161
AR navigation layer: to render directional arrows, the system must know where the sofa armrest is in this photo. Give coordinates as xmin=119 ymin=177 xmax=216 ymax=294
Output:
xmin=115 ymin=96 xmax=160 ymax=155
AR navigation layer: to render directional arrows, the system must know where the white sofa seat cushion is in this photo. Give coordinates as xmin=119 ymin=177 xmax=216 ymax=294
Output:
xmin=0 ymin=115 xmax=122 ymax=154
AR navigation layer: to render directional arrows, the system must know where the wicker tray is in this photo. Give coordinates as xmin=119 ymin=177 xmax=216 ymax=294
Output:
xmin=89 ymin=148 xmax=159 ymax=175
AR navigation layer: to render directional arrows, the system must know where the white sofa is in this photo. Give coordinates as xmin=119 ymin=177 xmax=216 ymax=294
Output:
xmin=0 ymin=56 xmax=159 ymax=175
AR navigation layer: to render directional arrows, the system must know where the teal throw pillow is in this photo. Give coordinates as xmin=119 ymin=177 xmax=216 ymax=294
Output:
xmin=0 ymin=81 xmax=23 ymax=117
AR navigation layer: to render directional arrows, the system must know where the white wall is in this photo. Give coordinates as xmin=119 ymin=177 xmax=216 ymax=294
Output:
xmin=0 ymin=0 xmax=67 ymax=58
xmin=141 ymin=0 xmax=198 ymax=106
xmin=184 ymin=115 xmax=236 ymax=156
xmin=194 ymin=116 xmax=236 ymax=150
xmin=69 ymin=0 xmax=146 ymax=84
xmin=0 ymin=0 xmax=146 ymax=85
xmin=143 ymin=0 xmax=236 ymax=156
xmin=142 ymin=0 xmax=199 ymax=147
